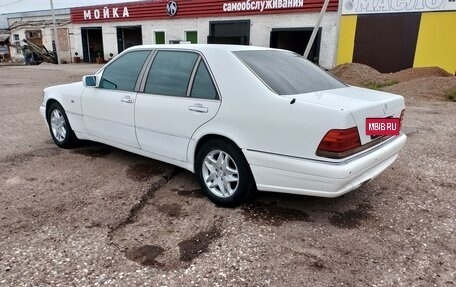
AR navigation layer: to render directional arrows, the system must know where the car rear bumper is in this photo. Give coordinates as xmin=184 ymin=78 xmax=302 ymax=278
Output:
xmin=244 ymin=134 xmax=407 ymax=197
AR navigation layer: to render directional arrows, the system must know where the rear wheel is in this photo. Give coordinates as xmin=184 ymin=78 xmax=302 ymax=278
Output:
xmin=196 ymin=139 xmax=255 ymax=207
xmin=47 ymin=102 xmax=78 ymax=148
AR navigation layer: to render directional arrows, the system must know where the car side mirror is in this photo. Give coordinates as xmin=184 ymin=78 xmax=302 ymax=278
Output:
xmin=82 ymin=75 xmax=98 ymax=87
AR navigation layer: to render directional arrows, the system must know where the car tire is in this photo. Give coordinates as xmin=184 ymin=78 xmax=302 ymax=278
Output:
xmin=196 ymin=139 xmax=256 ymax=207
xmin=47 ymin=102 xmax=78 ymax=148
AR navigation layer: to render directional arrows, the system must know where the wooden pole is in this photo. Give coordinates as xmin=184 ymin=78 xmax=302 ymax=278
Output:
xmin=303 ymin=0 xmax=331 ymax=60
xmin=50 ymin=0 xmax=60 ymax=64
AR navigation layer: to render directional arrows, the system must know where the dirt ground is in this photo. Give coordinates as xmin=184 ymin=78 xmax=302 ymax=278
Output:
xmin=0 ymin=63 xmax=455 ymax=287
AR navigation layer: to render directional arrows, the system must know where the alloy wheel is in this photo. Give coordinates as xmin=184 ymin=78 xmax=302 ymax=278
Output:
xmin=50 ymin=109 xmax=67 ymax=142
xmin=202 ymin=149 xmax=239 ymax=198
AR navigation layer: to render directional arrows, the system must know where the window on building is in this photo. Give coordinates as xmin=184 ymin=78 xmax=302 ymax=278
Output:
xmin=25 ymin=30 xmax=42 ymax=39
xmin=100 ymin=50 xmax=150 ymax=92
xmin=155 ymin=31 xmax=165 ymax=44
xmin=13 ymin=34 xmax=21 ymax=53
xmin=190 ymin=61 xmax=218 ymax=100
xmin=145 ymin=51 xmax=198 ymax=97
xmin=185 ymin=31 xmax=197 ymax=44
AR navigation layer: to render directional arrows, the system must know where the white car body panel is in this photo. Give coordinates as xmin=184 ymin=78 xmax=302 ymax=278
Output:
xmin=245 ymin=134 xmax=406 ymax=197
xmin=40 ymin=44 xmax=407 ymax=198
xmin=284 ymin=86 xmax=405 ymax=145
xmin=135 ymin=94 xmax=220 ymax=161
xmin=81 ymin=87 xmax=139 ymax=148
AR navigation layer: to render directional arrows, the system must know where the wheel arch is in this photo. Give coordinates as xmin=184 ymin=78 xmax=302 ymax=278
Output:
xmin=45 ymin=98 xmax=61 ymax=120
xmin=192 ymin=133 xmax=257 ymax=206
xmin=45 ymin=98 xmax=79 ymax=148
xmin=191 ymin=133 xmax=246 ymax=172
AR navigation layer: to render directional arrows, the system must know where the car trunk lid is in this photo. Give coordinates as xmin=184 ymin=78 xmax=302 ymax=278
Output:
xmin=285 ymin=86 xmax=405 ymax=145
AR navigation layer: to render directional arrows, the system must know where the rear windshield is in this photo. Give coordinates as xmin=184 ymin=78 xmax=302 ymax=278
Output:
xmin=234 ymin=50 xmax=346 ymax=95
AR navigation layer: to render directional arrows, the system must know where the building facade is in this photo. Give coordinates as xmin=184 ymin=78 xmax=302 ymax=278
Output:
xmin=337 ymin=0 xmax=456 ymax=74
xmin=6 ymin=9 xmax=71 ymax=62
xmin=5 ymin=0 xmax=455 ymax=73
xmin=6 ymin=0 xmax=340 ymax=68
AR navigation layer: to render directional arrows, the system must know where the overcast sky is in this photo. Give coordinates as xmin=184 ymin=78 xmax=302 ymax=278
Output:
xmin=0 ymin=0 xmax=142 ymax=14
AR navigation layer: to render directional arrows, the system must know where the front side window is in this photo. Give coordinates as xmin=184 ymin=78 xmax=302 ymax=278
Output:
xmin=99 ymin=50 xmax=150 ymax=92
xmin=234 ymin=50 xmax=346 ymax=95
xmin=144 ymin=51 xmax=198 ymax=97
xmin=191 ymin=61 xmax=217 ymax=99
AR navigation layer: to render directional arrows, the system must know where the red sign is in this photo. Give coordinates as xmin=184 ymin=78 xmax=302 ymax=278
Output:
xmin=70 ymin=0 xmax=338 ymax=23
xmin=366 ymin=118 xmax=400 ymax=136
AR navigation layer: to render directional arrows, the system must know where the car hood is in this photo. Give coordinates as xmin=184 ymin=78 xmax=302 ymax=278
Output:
xmin=283 ymin=86 xmax=405 ymax=144
xmin=44 ymin=82 xmax=85 ymax=116
xmin=44 ymin=81 xmax=84 ymax=93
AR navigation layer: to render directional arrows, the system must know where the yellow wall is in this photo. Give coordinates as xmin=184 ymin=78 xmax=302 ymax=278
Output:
xmin=336 ymin=15 xmax=357 ymax=65
xmin=414 ymin=12 xmax=456 ymax=75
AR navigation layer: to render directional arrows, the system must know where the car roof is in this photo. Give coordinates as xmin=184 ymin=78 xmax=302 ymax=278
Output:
xmin=127 ymin=44 xmax=277 ymax=53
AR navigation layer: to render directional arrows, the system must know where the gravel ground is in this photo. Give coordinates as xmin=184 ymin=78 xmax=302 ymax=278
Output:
xmin=0 ymin=63 xmax=455 ymax=287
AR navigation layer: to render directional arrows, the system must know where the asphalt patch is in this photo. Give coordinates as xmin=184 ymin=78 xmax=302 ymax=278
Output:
xmin=178 ymin=226 xmax=222 ymax=262
xmin=73 ymin=147 xmax=113 ymax=158
xmin=310 ymin=260 xmax=326 ymax=270
xmin=175 ymin=188 xmax=205 ymax=198
xmin=328 ymin=203 xmax=372 ymax=229
xmin=439 ymin=182 xmax=456 ymax=189
xmin=241 ymin=202 xmax=312 ymax=226
xmin=125 ymin=245 xmax=165 ymax=267
xmin=126 ymin=163 xmax=168 ymax=182
xmin=1 ymin=147 xmax=61 ymax=166
xmin=157 ymin=203 xmax=183 ymax=218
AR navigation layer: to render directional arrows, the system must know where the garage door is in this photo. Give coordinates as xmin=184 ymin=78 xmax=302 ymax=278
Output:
xmin=353 ymin=13 xmax=421 ymax=73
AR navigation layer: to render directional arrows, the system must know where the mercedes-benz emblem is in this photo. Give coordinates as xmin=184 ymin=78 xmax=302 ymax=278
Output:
xmin=344 ymin=0 xmax=354 ymax=10
xmin=166 ymin=1 xmax=178 ymax=17
xmin=383 ymin=103 xmax=388 ymax=114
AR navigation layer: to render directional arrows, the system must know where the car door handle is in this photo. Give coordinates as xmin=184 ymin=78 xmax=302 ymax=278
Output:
xmin=120 ymin=96 xmax=134 ymax=104
xmin=188 ymin=105 xmax=208 ymax=113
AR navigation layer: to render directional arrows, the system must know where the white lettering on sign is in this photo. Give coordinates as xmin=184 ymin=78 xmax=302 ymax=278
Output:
xmin=123 ymin=7 xmax=130 ymax=17
xmin=83 ymin=10 xmax=91 ymax=19
xmin=103 ymin=7 xmax=110 ymax=18
xmin=342 ymin=0 xmax=453 ymax=14
xmin=368 ymin=122 xmax=397 ymax=131
xmin=83 ymin=7 xmax=130 ymax=20
xmin=223 ymin=0 xmax=303 ymax=12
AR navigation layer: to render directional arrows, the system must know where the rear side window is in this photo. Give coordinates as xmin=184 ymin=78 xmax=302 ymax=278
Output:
xmin=234 ymin=50 xmax=346 ymax=95
xmin=190 ymin=61 xmax=218 ymax=100
xmin=145 ymin=51 xmax=199 ymax=97
xmin=100 ymin=50 xmax=150 ymax=92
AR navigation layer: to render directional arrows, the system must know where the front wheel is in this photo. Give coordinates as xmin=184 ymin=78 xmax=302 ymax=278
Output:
xmin=196 ymin=140 xmax=255 ymax=207
xmin=47 ymin=102 xmax=78 ymax=148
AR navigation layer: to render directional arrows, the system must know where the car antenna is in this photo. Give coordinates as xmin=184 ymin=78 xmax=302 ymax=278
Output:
xmin=290 ymin=98 xmax=296 ymax=104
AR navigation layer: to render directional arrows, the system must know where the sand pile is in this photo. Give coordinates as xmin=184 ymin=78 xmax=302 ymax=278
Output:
xmin=330 ymin=63 xmax=456 ymax=101
xmin=391 ymin=67 xmax=453 ymax=82
xmin=382 ymin=77 xmax=456 ymax=101
xmin=329 ymin=63 xmax=392 ymax=87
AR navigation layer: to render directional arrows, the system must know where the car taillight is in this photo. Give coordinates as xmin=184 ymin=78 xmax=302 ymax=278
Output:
xmin=316 ymin=127 xmax=361 ymax=159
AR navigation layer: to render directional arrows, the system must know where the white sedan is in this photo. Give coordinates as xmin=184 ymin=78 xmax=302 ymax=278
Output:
xmin=40 ymin=44 xmax=406 ymax=206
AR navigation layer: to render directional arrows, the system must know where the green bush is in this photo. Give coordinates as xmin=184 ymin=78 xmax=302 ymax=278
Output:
xmin=365 ymin=80 xmax=398 ymax=90
xmin=446 ymin=90 xmax=456 ymax=102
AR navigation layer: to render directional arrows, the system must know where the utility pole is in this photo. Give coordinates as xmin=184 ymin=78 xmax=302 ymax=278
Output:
xmin=303 ymin=0 xmax=330 ymax=60
xmin=333 ymin=0 xmax=343 ymax=67
xmin=50 ymin=0 xmax=60 ymax=64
